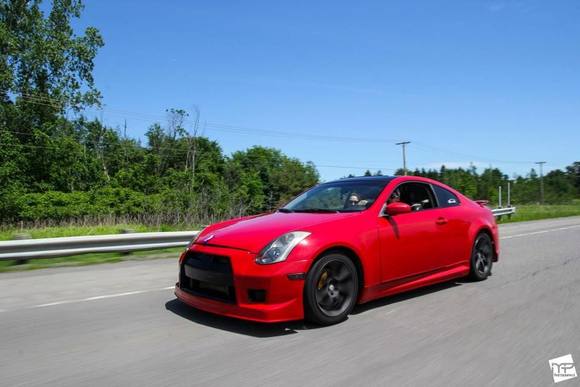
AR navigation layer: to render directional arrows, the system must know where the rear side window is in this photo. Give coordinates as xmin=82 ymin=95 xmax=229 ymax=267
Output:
xmin=433 ymin=185 xmax=460 ymax=207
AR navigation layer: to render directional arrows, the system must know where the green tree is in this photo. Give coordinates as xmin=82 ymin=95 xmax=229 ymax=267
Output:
xmin=566 ymin=161 xmax=580 ymax=195
xmin=0 ymin=0 xmax=104 ymax=194
xmin=226 ymin=146 xmax=318 ymax=212
xmin=0 ymin=0 xmax=103 ymax=111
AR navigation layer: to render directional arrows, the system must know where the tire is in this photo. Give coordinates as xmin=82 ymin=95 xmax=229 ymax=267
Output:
xmin=304 ymin=253 xmax=359 ymax=325
xmin=469 ymin=232 xmax=493 ymax=281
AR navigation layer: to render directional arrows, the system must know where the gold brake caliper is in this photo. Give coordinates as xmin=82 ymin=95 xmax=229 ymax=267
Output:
xmin=317 ymin=271 xmax=329 ymax=289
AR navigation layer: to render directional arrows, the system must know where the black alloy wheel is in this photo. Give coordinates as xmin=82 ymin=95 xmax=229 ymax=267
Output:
xmin=469 ymin=233 xmax=493 ymax=281
xmin=304 ymin=253 xmax=359 ymax=325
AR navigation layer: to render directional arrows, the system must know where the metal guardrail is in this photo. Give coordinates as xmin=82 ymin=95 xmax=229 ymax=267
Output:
xmin=491 ymin=207 xmax=517 ymax=217
xmin=0 ymin=207 xmax=516 ymax=261
xmin=0 ymin=231 xmax=199 ymax=260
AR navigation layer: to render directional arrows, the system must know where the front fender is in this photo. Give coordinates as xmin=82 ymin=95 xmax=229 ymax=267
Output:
xmin=286 ymin=227 xmax=381 ymax=288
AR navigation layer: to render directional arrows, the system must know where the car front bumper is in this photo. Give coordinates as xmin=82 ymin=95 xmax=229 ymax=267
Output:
xmin=175 ymin=244 xmax=309 ymax=323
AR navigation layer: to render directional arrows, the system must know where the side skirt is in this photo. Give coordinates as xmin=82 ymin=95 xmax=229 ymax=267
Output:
xmin=358 ymin=263 xmax=470 ymax=304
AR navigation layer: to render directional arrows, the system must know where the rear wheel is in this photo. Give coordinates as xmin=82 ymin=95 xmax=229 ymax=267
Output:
xmin=304 ymin=253 xmax=359 ymax=325
xmin=469 ymin=233 xmax=493 ymax=281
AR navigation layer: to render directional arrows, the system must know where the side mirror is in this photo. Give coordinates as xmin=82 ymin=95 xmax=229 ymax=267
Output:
xmin=385 ymin=202 xmax=412 ymax=216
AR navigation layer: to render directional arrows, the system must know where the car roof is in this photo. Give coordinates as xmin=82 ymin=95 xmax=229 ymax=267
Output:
xmin=324 ymin=175 xmax=449 ymax=187
xmin=323 ymin=175 xmax=396 ymax=184
xmin=319 ymin=175 xmax=468 ymax=202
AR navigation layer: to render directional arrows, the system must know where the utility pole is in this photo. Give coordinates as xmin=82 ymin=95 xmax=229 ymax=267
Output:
xmin=395 ymin=141 xmax=411 ymax=176
xmin=535 ymin=161 xmax=546 ymax=204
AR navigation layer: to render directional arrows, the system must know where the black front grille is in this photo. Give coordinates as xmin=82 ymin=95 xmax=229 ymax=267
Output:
xmin=180 ymin=252 xmax=236 ymax=303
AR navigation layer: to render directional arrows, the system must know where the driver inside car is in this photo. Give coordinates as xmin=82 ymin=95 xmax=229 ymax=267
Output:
xmin=388 ymin=188 xmax=401 ymax=204
xmin=344 ymin=191 xmax=371 ymax=210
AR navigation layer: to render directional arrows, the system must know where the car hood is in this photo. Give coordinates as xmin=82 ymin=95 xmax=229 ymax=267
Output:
xmin=196 ymin=211 xmax=358 ymax=253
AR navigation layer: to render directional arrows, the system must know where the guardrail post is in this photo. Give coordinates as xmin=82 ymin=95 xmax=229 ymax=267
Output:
xmin=119 ymin=229 xmax=136 ymax=255
xmin=12 ymin=233 xmax=31 ymax=265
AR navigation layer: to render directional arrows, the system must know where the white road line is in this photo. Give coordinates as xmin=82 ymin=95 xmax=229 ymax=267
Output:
xmin=500 ymin=224 xmax=580 ymax=240
xmin=0 ymin=286 xmax=175 ymax=312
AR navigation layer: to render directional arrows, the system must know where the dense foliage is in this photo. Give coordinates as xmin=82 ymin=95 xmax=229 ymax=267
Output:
xmin=0 ymin=109 xmax=320 ymax=224
xmin=0 ymin=1 xmax=577 ymax=227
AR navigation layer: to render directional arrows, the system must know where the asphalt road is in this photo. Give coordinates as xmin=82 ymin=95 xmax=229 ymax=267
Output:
xmin=2 ymin=217 xmax=580 ymax=387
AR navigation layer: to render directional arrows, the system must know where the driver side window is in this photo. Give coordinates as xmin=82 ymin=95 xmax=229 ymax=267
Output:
xmin=389 ymin=182 xmax=436 ymax=211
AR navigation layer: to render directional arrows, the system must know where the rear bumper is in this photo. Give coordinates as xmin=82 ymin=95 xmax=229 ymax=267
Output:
xmin=175 ymin=244 xmax=309 ymax=323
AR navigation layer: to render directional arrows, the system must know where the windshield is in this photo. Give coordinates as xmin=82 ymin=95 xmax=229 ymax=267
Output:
xmin=281 ymin=179 xmax=391 ymax=213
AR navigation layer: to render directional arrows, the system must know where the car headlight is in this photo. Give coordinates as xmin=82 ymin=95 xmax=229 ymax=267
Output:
xmin=256 ymin=231 xmax=311 ymax=265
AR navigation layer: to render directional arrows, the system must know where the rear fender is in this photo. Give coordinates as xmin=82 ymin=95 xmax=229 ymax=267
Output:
xmin=469 ymin=218 xmax=500 ymax=261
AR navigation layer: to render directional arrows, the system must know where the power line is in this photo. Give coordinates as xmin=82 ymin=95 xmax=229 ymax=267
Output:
xmin=12 ymin=94 xmax=540 ymax=166
xmin=16 ymin=95 xmax=402 ymax=144
xmin=205 ymin=122 xmax=401 ymax=144
xmin=314 ymin=164 xmax=396 ymax=171
xmin=412 ymin=141 xmax=534 ymax=165
xmin=1 ymin=136 xmax=564 ymax=182
xmin=0 ymin=139 xmax=397 ymax=171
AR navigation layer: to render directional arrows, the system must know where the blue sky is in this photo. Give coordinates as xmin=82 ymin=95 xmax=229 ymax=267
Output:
xmin=77 ymin=0 xmax=579 ymax=181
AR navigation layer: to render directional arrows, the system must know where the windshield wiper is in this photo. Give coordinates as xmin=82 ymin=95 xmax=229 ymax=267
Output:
xmin=278 ymin=208 xmax=294 ymax=213
xmin=294 ymin=209 xmax=340 ymax=213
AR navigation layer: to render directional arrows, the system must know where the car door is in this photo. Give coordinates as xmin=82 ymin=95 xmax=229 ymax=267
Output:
xmin=377 ymin=182 xmax=451 ymax=283
xmin=431 ymin=184 xmax=472 ymax=267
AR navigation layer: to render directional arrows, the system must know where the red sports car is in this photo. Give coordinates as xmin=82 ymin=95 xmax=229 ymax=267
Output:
xmin=175 ymin=176 xmax=499 ymax=325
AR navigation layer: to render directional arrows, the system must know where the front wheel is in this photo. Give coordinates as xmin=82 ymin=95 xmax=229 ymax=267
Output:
xmin=304 ymin=253 xmax=359 ymax=325
xmin=469 ymin=233 xmax=493 ymax=281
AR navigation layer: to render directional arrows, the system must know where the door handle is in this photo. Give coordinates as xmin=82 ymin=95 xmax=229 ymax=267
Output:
xmin=436 ymin=217 xmax=448 ymax=225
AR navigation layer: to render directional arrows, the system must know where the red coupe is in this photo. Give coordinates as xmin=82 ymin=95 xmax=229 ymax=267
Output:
xmin=175 ymin=176 xmax=499 ymax=325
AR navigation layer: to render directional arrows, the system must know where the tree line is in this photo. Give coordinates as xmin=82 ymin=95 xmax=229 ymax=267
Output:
xmin=0 ymin=1 xmax=577 ymax=227
xmin=357 ymin=162 xmax=580 ymax=207
xmin=394 ymin=163 xmax=579 ymax=205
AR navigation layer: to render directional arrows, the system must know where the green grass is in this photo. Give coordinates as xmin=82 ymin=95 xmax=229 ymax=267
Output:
xmin=0 ymin=223 xmax=192 ymax=241
xmin=497 ymin=202 xmax=580 ymax=223
xmin=0 ymin=246 xmax=184 ymax=273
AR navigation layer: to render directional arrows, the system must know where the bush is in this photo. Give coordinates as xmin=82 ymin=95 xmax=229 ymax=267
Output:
xmin=11 ymin=189 xmax=153 ymax=221
xmin=14 ymin=191 xmax=93 ymax=220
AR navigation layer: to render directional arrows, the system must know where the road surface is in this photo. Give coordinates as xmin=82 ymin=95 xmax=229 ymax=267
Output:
xmin=1 ymin=217 xmax=580 ymax=386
